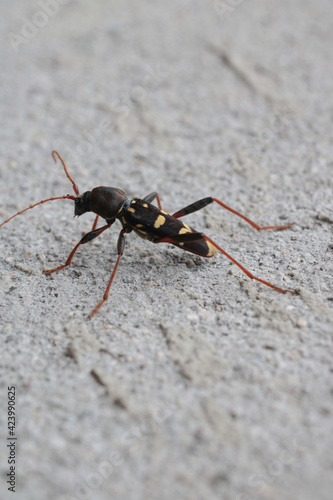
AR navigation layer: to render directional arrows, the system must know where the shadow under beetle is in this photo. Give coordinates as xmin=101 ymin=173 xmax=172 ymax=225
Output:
xmin=0 ymin=151 xmax=295 ymax=317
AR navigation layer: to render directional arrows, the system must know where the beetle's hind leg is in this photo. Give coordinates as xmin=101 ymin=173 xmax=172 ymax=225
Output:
xmin=156 ymin=232 xmax=293 ymax=294
xmin=202 ymin=234 xmax=294 ymax=294
xmin=172 ymin=197 xmax=295 ymax=230
xmin=43 ymin=223 xmax=111 ymax=275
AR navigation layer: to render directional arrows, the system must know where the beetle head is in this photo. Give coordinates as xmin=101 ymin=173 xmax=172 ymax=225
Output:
xmin=74 ymin=191 xmax=91 ymax=216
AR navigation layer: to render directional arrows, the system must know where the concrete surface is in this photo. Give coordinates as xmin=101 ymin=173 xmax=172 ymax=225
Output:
xmin=0 ymin=1 xmax=332 ymax=499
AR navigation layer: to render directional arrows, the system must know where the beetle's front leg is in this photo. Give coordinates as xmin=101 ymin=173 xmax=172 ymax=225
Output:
xmin=88 ymin=229 xmax=126 ymax=318
xmin=43 ymin=224 xmax=111 ymax=275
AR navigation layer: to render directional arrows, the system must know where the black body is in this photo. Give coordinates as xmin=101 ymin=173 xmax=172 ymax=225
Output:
xmin=75 ymin=187 xmax=216 ymax=258
xmin=0 ymin=151 xmax=295 ymax=318
xmin=121 ymin=197 xmax=216 ymax=257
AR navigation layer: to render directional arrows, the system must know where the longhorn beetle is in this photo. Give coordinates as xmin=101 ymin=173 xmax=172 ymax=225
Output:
xmin=0 ymin=151 xmax=295 ymax=318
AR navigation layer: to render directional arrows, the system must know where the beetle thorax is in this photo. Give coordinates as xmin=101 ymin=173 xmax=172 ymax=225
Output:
xmin=90 ymin=187 xmax=127 ymax=220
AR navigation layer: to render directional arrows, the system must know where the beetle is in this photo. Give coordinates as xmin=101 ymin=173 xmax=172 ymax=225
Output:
xmin=0 ymin=151 xmax=295 ymax=317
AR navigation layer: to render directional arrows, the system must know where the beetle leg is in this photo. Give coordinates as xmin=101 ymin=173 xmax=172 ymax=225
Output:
xmin=88 ymin=229 xmax=126 ymax=318
xmin=143 ymin=192 xmax=163 ymax=210
xmin=157 ymin=231 xmax=293 ymax=294
xmin=202 ymin=234 xmax=294 ymax=293
xmin=43 ymin=223 xmax=111 ymax=275
xmin=91 ymin=215 xmax=99 ymax=231
xmin=172 ymin=197 xmax=295 ymax=230
xmin=172 ymin=197 xmax=213 ymax=219
xmin=81 ymin=214 xmax=100 ymax=237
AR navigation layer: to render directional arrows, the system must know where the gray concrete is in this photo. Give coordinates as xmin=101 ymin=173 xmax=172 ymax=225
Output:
xmin=0 ymin=1 xmax=332 ymax=499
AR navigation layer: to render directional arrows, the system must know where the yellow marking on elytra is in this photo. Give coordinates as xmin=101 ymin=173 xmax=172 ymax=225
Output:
xmin=128 ymin=207 xmax=135 ymax=213
xmin=161 ymin=210 xmax=168 ymax=215
xmin=206 ymin=241 xmax=217 ymax=257
xmin=183 ymin=223 xmax=191 ymax=231
xmin=154 ymin=215 xmax=166 ymax=228
xmin=122 ymin=217 xmax=126 ymax=225
xmin=143 ymin=203 xmax=148 ymax=208
xmin=132 ymin=200 xmax=136 ymax=204
xmin=136 ymin=224 xmax=143 ymax=228
xmin=179 ymin=227 xmax=192 ymax=235
xmin=179 ymin=242 xmax=184 ymax=246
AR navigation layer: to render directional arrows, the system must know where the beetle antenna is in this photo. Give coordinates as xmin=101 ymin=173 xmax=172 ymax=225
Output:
xmin=0 ymin=194 xmax=76 ymax=229
xmin=52 ymin=150 xmax=80 ymax=195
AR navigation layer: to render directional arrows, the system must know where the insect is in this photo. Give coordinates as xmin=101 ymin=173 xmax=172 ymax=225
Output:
xmin=0 ymin=151 xmax=295 ymax=318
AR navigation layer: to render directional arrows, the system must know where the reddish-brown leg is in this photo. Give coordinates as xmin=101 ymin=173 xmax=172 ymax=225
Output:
xmin=212 ymin=198 xmax=295 ymax=231
xmin=143 ymin=192 xmax=163 ymax=210
xmin=82 ymin=215 xmax=100 ymax=237
xmin=91 ymin=215 xmax=99 ymax=231
xmin=88 ymin=229 xmax=126 ymax=318
xmin=43 ymin=224 xmax=111 ymax=275
xmin=203 ymin=234 xmax=294 ymax=294
xmin=172 ymin=196 xmax=295 ymax=231
xmin=156 ymin=194 xmax=162 ymax=211
xmin=156 ymin=231 xmax=293 ymax=294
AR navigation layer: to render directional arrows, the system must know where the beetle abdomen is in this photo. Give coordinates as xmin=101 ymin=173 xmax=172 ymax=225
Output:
xmin=124 ymin=198 xmax=216 ymax=257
